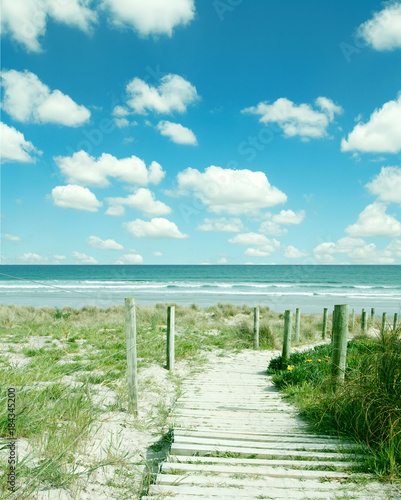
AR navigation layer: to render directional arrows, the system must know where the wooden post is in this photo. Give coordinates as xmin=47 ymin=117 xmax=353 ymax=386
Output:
xmin=253 ymin=307 xmax=260 ymax=350
xmin=294 ymin=308 xmax=301 ymax=343
xmin=361 ymin=310 xmax=367 ymax=334
xmin=381 ymin=312 xmax=387 ymax=335
xmin=125 ymin=297 xmax=138 ymax=416
xmin=350 ymin=308 xmax=355 ymax=331
xmin=394 ymin=313 xmax=399 ymax=331
xmin=322 ymin=308 xmax=328 ymax=340
xmin=371 ymin=307 xmax=375 ymax=321
xmin=331 ymin=304 xmax=349 ymax=389
xmin=167 ymin=306 xmax=175 ymax=370
xmin=281 ymin=310 xmax=292 ymax=368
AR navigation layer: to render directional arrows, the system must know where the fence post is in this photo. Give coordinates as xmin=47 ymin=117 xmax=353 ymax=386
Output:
xmin=350 ymin=308 xmax=355 ymax=331
xmin=167 ymin=306 xmax=175 ymax=370
xmin=381 ymin=312 xmax=387 ymax=336
xmin=371 ymin=307 xmax=375 ymax=322
xmin=253 ymin=307 xmax=260 ymax=350
xmin=331 ymin=304 xmax=349 ymax=389
xmin=361 ymin=309 xmax=367 ymax=334
xmin=282 ymin=310 xmax=292 ymax=368
xmin=322 ymin=308 xmax=328 ymax=339
xmin=294 ymin=308 xmax=301 ymax=343
xmin=394 ymin=313 xmax=399 ymax=331
xmin=125 ymin=297 xmax=138 ymax=416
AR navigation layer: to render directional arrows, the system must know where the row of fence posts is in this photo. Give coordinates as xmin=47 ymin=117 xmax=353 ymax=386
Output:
xmin=124 ymin=298 xmax=400 ymax=415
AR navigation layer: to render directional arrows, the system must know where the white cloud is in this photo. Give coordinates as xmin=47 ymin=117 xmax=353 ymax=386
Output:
xmin=217 ymin=257 xmax=228 ymax=264
xmin=341 ymin=94 xmax=401 ymax=153
xmin=54 ymin=151 xmax=165 ymax=188
xmin=1 ymin=0 xmax=97 ymax=52
xmin=197 ymin=217 xmax=244 ymax=232
xmin=313 ymin=236 xmax=395 ymax=264
xmin=348 ymin=244 xmax=394 ymax=264
xmin=259 ymin=221 xmax=287 ymax=237
xmin=105 ymin=188 xmax=172 ymax=217
xmin=5 ymin=234 xmax=21 ymax=241
xmin=114 ymin=118 xmax=129 ymax=128
xmin=124 ymin=218 xmax=188 ymax=239
xmin=366 ymin=166 xmax=401 ymax=204
xmin=228 ymin=233 xmax=276 ymax=246
xmin=153 ymin=251 xmax=163 ymax=257
xmin=244 ymin=248 xmax=272 ymax=257
xmin=387 ymin=239 xmax=401 ymax=257
xmin=87 ymin=236 xmax=123 ymax=251
xmin=0 ymin=122 xmax=41 ymax=163
xmin=71 ymin=251 xmax=98 ymax=264
xmin=52 ymin=185 xmax=102 ymax=212
xmin=345 ymin=202 xmax=401 ymax=237
xmin=357 ymin=2 xmax=401 ymax=51
xmin=126 ymin=74 xmax=199 ymax=115
xmin=20 ymin=252 xmax=42 ymax=263
xmin=283 ymin=245 xmax=308 ymax=259
xmin=101 ymin=0 xmax=195 ymax=36
xmin=1 ymin=70 xmax=90 ymax=126
xmin=112 ymin=105 xmax=130 ymax=117
xmin=157 ymin=120 xmax=197 ymax=145
xmin=177 ymin=165 xmax=287 ymax=215
xmin=230 ymin=233 xmax=280 ymax=257
xmin=114 ymin=254 xmax=144 ymax=265
xmin=272 ymin=209 xmax=305 ymax=225
xmin=242 ymin=97 xmax=342 ymax=139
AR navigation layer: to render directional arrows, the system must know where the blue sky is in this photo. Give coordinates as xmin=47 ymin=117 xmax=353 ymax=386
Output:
xmin=1 ymin=0 xmax=401 ymax=265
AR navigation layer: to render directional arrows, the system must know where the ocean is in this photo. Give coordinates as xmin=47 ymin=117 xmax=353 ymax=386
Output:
xmin=0 ymin=265 xmax=400 ymax=315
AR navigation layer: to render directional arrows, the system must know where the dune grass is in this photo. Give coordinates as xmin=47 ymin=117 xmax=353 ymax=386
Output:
xmin=0 ymin=302 xmax=325 ymax=498
xmin=268 ymin=325 xmax=401 ymax=482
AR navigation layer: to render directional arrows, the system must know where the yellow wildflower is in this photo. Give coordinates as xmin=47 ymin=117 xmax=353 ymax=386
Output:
xmin=287 ymin=366 xmax=294 ymax=371
xmin=306 ymin=359 xmax=312 ymax=362
xmin=318 ymin=359 xmax=322 ymax=362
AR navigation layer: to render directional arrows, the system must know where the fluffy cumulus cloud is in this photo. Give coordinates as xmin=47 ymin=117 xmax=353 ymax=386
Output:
xmin=282 ymin=245 xmax=308 ymax=259
xmin=357 ymin=2 xmax=401 ymax=51
xmin=366 ymin=166 xmax=401 ymax=204
xmin=114 ymin=254 xmax=144 ymax=265
xmin=87 ymin=236 xmax=123 ymax=251
xmin=157 ymin=121 xmax=197 ymax=145
xmin=71 ymin=251 xmax=98 ymax=264
xmin=1 ymin=0 xmax=97 ymax=52
xmin=5 ymin=234 xmax=21 ymax=241
xmin=242 ymin=97 xmax=342 ymax=139
xmin=387 ymin=239 xmax=401 ymax=257
xmin=197 ymin=218 xmax=244 ymax=232
xmin=345 ymin=202 xmax=401 ymax=237
xmin=259 ymin=221 xmax=287 ymax=237
xmin=55 ymin=151 xmax=165 ymax=188
xmin=52 ymin=185 xmax=102 ymax=212
xmin=177 ymin=166 xmax=287 ymax=215
xmin=1 ymin=70 xmax=90 ymax=126
xmin=126 ymin=74 xmax=199 ymax=115
xmin=101 ymin=0 xmax=195 ymax=36
xmin=124 ymin=218 xmax=188 ymax=239
xmin=0 ymin=122 xmax=41 ymax=163
xmin=229 ymin=233 xmax=280 ymax=257
xmin=272 ymin=209 xmax=306 ymax=225
xmin=341 ymin=94 xmax=401 ymax=154
xmin=313 ymin=236 xmax=395 ymax=264
xmin=105 ymin=188 xmax=171 ymax=217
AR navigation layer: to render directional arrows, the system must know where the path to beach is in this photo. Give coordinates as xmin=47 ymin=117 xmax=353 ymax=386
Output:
xmin=144 ymin=349 xmax=396 ymax=500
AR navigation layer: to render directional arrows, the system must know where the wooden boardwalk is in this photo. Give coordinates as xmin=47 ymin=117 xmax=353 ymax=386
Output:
xmin=144 ymin=350 xmax=394 ymax=499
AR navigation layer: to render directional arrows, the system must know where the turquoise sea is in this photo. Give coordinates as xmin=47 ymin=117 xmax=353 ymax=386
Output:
xmin=0 ymin=265 xmax=400 ymax=314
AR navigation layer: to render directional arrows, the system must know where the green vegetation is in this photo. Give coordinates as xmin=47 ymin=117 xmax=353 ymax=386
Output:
xmin=0 ymin=302 xmax=325 ymax=498
xmin=268 ymin=328 xmax=401 ymax=482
